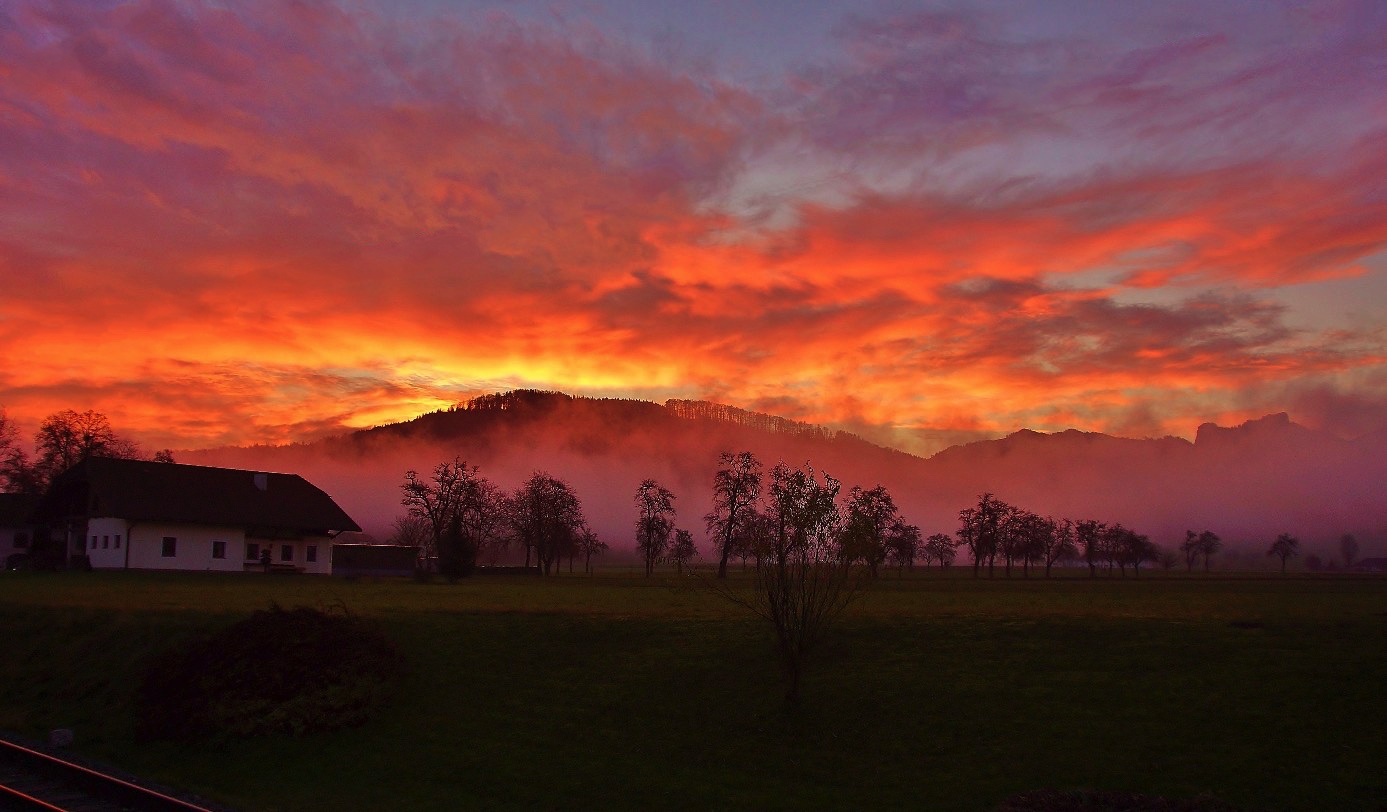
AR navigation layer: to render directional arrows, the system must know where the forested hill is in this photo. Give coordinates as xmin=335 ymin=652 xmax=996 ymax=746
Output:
xmin=184 ymin=390 xmax=925 ymax=548
xmin=182 ymin=391 xmax=1385 ymax=561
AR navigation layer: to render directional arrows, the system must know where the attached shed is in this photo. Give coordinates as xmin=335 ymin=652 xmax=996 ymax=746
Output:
xmin=0 ymin=492 xmax=37 ymax=568
xmin=332 ymin=544 xmax=419 ymax=578
xmin=30 ymin=457 xmax=360 ymax=574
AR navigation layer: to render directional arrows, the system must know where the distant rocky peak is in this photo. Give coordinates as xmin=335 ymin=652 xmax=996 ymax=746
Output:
xmin=1195 ymin=412 xmax=1317 ymax=448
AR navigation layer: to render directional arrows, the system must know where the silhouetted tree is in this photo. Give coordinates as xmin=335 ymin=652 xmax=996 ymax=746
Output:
xmin=1041 ymin=517 xmax=1078 ymax=577
xmin=34 ymin=409 xmax=140 ymax=484
xmin=1339 ymin=533 xmax=1359 ymax=568
xmin=885 ymin=519 xmax=921 ymax=574
xmin=996 ymin=504 xmax=1031 ymax=577
xmin=840 ymin=484 xmax=899 ymax=577
xmin=734 ymin=509 xmax=775 ymax=571
xmin=634 ymin=479 xmax=675 ymax=577
xmin=1180 ymin=530 xmax=1202 ymax=572
xmin=1110 ymin=525 xmax=1157 ymax=577
xmin=152 ymin=448 xmax=176 ymax=463
xmin=388 ymin=514 xmax=431 ymax=550
xmin=1076 ymin=520 xmax=1107 ymax=578
xmin=578 ymin=526 xmax=608 ymax=574
xmin=706 ymin=451 xmax=762 ymax=579
xmin=1267 ymin=533 xmax=1300 ymax=574
xmin=1196 ymin=530 xmax=1222 ymax=572
xmin=730 ymin=461 xmax=855 ymax=706
xmin=0 ymin=408 xmax=36 ymax=495
xmin=401 ymin=459 xmax=505 ymax=580
xmin=509 ymin=472 xmax=585 ymax=575
xmin=924 ymin=533 xmax=957 ymax=570
xmin=669 ymin=528 xmax=697 ymax=574
xmin=959 ymin=493 xmax=1009 ymax=577
xmin=1009 ymin=510 xmax=1053 ymax=577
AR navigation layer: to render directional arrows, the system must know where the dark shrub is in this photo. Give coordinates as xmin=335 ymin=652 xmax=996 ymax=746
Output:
xmin=136 ymin=604 xmax=402 ymax=742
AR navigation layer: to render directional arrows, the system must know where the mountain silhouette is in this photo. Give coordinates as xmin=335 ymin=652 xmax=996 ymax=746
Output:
xmin=182 ymin=391 xmax=1383 ymax=561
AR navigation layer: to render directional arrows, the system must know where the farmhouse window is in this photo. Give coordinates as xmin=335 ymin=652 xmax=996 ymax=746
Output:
xmin=281 ymin=544 xmax=293 ymax=562
xmin=114 ymin=535 xmax=120 ymax=548
xmin=306 ymin=545 xmax=317 ymax=563
xmin=161 ymin=537 xmax=177 ymax=557
xmin=246 ymin=542 xmax=259 ymax=560
xmin=103 ymin=535 xmax=110 ymax=549
xmin=212 ymin=541 xmax=226 ymax=559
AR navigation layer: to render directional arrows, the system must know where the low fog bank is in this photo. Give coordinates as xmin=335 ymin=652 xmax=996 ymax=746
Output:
xmin=183 ymin=399 xmax=1387 ymax=566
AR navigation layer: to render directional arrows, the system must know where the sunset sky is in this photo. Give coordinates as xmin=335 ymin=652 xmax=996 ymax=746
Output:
xmin=2 ymin=0 xmax=1385 ymax=456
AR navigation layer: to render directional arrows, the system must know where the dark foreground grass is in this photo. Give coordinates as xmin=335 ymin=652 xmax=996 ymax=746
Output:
xmin=1 ymin=570 xmax=1383 ymax=811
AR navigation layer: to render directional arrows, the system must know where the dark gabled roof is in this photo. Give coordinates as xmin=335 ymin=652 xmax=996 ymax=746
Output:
xmin=0 ymin=492 xmax=37 ymax=527
xmin=33 ymin=457 xmax=360 ymax=533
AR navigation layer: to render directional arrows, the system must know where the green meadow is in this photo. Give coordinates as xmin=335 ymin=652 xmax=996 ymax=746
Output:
xmin=1 ymin=569 xmax=1383 ymax=811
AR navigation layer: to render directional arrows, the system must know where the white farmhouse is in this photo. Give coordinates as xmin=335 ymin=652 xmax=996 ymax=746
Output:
xmin=30 ymin=457 xmax=360 ymax=574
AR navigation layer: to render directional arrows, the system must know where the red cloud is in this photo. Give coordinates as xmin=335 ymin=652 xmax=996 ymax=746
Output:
xmin=0 ymin=1 xmax=1384 ymax=453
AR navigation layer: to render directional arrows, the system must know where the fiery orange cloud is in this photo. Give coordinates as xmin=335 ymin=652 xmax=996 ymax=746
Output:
xmin=1 ymin=0 xmax=1385 ymax=456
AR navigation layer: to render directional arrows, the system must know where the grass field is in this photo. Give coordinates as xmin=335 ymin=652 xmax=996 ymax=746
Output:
xmin=1 ymin=569 xmax=1383 ymax=811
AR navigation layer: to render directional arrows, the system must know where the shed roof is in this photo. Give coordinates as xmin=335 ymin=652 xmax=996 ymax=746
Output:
xmin=34 ymin=457 xmax=360 ymax=534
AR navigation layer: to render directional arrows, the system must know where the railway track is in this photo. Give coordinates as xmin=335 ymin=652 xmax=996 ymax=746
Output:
xmin=0 ymin=735 xmax=223 ymax=812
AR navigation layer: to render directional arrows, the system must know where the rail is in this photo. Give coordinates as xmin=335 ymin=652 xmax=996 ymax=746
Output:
xmin=0 ymin=734 xmax=223 ymax=812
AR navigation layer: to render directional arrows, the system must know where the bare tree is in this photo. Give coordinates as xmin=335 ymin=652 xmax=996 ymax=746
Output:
xmin=706 ymin=451 xmax=762 ymax=579
xmin=1076 ymin=519 xmax=1107 ymax=578
xmin=1111 ymin=525 xmax=1158 ymax=577
xmin=401 ymin=459 xmax=504 ymax=580
xmin=1041 ymin=517 xmax=1078 ymax=577
xmin=1267 ymin=533 xmax=1300 ymax=574
xmin=634 ymin=479 xmax=675 ymax=577
xmin=509 ymin=472 xmax=585 ymax=575
xmin=924 ymin=533 xmax=957 ymax=570
xmin=840 ymin=484 xmax=898 ymax=577
xmin=1179 ymin=531 xmax=1197 ymax=572
xmin=388 ymin=514 xmax=432 ymax=550
xmin=717 ymin=461 xmax=858 ymax=706
xmin=578 ymin=526 xmax=608 ymax=574
xmin=34 ymin=409 xmax=140 ymax=483
xmin=0 ymin=408 xmax=35 ymax=495
xmin=669 ymin=528 xmax=697 ymax=574
xmin=1339 ymin=533 xmax=1359 ymax=568
xmin=959 ymin=493 xmax=1009 ymax=577
xmin=1197 ymin=530 xmax=1222 ymax=572
xmin=885 ymin=519 xmax=921 ymax=575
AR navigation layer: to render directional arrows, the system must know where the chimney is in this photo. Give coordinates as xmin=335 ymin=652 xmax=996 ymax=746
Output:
xmin=253 ymin=473 xmax=269 ymax=492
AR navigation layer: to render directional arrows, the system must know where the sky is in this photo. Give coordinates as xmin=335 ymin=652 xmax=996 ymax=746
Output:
xmin=2 ymin=0 xmax=1385 ymax=456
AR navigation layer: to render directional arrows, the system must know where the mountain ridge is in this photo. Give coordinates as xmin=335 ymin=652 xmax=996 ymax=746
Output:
xmin=181 ymin=390 xmax=1384 ymax=561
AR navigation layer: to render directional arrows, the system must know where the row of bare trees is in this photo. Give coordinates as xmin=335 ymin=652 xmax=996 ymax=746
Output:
xmin=955 ymin=493 xmax=1163 ymax=578
xmin=399 ymin=460 xmax=608 ymax=579
xmin=702 ymin=452 xmax=936 ymax=581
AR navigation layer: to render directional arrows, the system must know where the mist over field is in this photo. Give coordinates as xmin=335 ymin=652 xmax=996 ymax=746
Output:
xmin=182 ymin=392 xmax=1387 ymax=564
